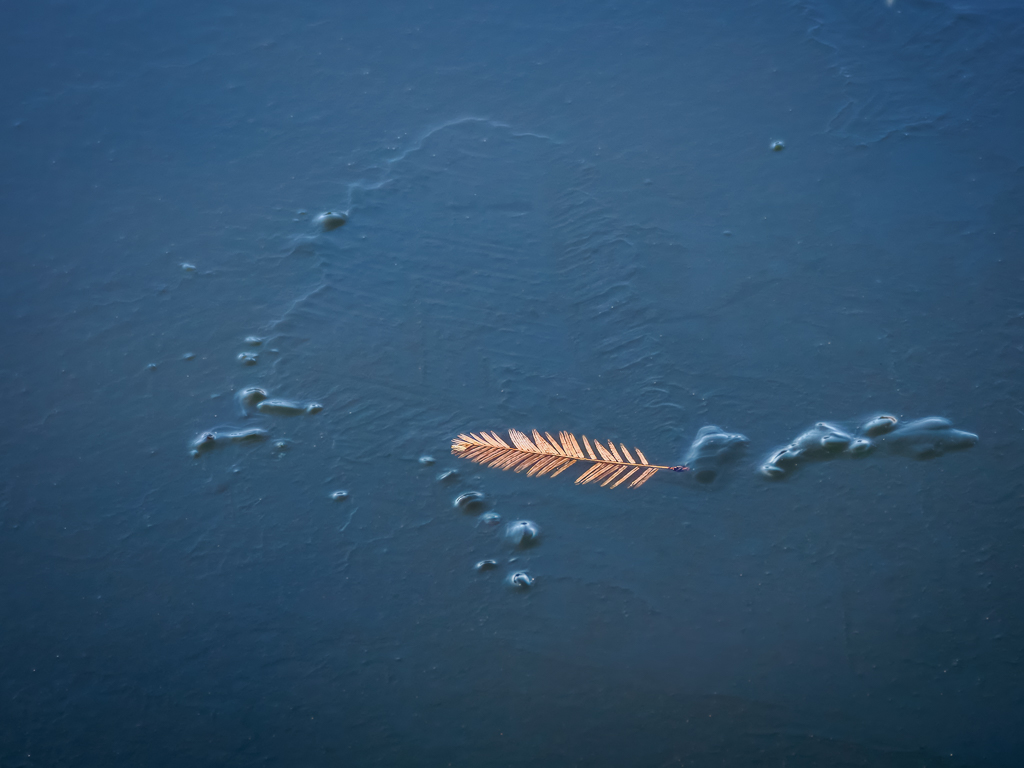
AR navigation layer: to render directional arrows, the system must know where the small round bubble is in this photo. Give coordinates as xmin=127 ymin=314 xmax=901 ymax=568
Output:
xmin=237 ymin=387 xmax=268 ymax=412
xmin=772 ymin=448 xmax=802 ymax=466
xmin=508 ymin=571 xmax=533 ymax=589
xmin=861 ymin=415 xmax=898 ymax=437
xmin=316 ymin=211 xmax=348 ymax=231
xmin=820 ymin=433 xmax=851 ymax=451
xmin=848 ymin=438 xmax=875 ymax=456
xmin=505 ymin=520 xmax=540 ymax=548
xmin=454 ymin=491 xmax=486 ymax=512
xmin=191 ymin=432 xmax=218 ymax=456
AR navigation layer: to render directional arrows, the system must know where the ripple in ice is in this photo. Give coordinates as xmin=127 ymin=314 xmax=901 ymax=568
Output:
xmin=257 ymin=399 xmax=308 ymax=416
xmin=760 ymin=414 xmax=977 ymax=478
xmin=190 ymin=427 xmax=269 ymax=457
xmin=760 ymin=421 xmax=860 ymax=478
xmin=881 ymin=417 xmax=978 ymax=459
xmin=681 ymin=425 xmax=749 ymax=484
xmin=237 ymin=387 xmax=323 ymax=417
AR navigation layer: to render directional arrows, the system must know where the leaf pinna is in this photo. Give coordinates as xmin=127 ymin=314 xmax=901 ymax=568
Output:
xmin=451 ymin=429 xmax=687 ymax=489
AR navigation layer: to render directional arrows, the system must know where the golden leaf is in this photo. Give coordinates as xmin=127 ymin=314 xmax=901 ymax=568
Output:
xmin=451 ymin=429 xmax=686 ymax=490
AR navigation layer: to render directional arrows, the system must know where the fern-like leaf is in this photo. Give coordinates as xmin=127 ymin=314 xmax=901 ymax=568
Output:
xmin=451 ymin=429 xmax=686 ymax=489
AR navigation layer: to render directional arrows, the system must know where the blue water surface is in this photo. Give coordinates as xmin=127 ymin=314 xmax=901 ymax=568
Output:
xmin=2 ymin=1 xmax=1023 ymax=765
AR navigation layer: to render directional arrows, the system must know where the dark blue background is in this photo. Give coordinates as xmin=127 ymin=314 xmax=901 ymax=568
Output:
xmin=2 ymin=1 xmax=1022 ymax=765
